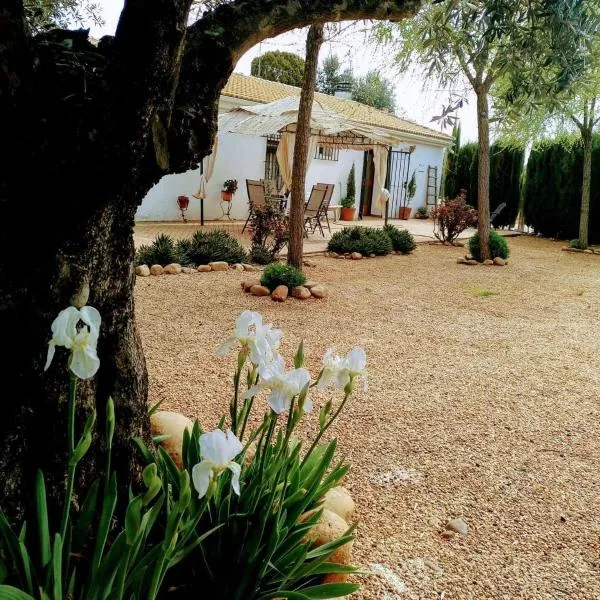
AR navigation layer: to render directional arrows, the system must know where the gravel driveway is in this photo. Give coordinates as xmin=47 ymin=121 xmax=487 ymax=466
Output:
xmin=134 ymin=236 xmax=600 ymax=599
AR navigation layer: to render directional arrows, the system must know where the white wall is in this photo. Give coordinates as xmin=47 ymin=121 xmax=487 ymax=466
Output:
xmin=136 ymin=135 xmax=365 ymax=221
xmin=136 ymin=133 xmax=267 ymax=222
xmin=307 ymin=149 xmax=364 ymax=207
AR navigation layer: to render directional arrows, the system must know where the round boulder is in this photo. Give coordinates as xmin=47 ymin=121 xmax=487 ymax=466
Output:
xmin=164 ymin=263 xmax=182 ymax=275
xmin=323 ymin=486 xmax=355 ymax=521
xmin=250 ymin=284 xmax=270 ymax=297
xmin=136 ymin=265 xmax=150 ymax=277
xmin=271 ymin=285 xmax=289 ymax=302
xmin=292 ymin=286 xmax=311 ymax=300
xmin=150 ymin=410 xmax=194 ymax=469
xmin=197 ymin=264 xmax=212 ymax=272
xmin=310 ymin=285 xmax=327 ymax=299
xmin=301 ymin=508 xmax=353 ymax=571
xmin=150 ymin=264 xmax=164 ymax=276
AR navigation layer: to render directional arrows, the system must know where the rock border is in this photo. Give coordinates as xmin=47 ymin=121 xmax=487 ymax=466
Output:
xmin=562 ymin=246 xmax=599 ymax=255
xmin=457 ymin=254 xmax=508 ymax=266
xmin=242 ymin=279 xmax=327 ymax=302
xmin=136 ymin=262 xmax=261 ymax=277
xmin=327 ymin=250 xmax=413 ymax=260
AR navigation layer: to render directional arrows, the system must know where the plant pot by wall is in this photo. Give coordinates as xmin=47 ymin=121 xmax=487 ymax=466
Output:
xmin=399 ymin=207 xmax=412 ymax=220
xmin=177 ymin=195 xmax=189 ymax=210
xmin=340 ymin=207 xmax=356 ymax=221
xmin=221 ymin=191 xmax=233 ymax=201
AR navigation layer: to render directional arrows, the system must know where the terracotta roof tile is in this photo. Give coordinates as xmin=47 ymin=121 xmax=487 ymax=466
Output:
xmin=222 ymin=73 xmax=452 ymax=144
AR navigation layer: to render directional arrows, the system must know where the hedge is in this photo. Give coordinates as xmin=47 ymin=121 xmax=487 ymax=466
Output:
xmin=444 ymin=142 xmax=523 ymax=228
xmin=524 ymin=135 xmax=600 ymax=244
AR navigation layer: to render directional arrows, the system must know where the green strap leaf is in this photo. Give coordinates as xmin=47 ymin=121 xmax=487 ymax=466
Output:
xmin=34 ymin=470 xmax=51 ymax=569
xmin=0 ymin=586 xmax=37 ymax=600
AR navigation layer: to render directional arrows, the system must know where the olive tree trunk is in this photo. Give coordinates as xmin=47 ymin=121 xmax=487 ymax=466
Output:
xmin=476 ymin=87 xmax=491 ymax=260
xmin=579 ymin=129 xmax=593 ymax=249
xmin=0 ymin=0 xmax=420 ymax=522
xmin=287 ymin=24 xmax=324 ymax=269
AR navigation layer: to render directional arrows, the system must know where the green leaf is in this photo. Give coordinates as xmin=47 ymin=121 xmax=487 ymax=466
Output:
xmin=92 ymin=472 xmax=117 ymax=575
xmin=52 ymin=533 xmax=63 ymax=600
xmin=148 ymin=399 xmax=163 ymax=417
xmin=70 ymin=410 xmax=97 ymax=466
xmin=105 ymin=397 xmax=115 ymax=450
xmin=0 ymin=586 xmax=37 ymax=600
xmin=74 ymin=479 xmax=100 ymax=548
xmin=34 ymin=470 xmax=51 ymax=568
xmin=125 ymin=496 xmax=143 ymax=545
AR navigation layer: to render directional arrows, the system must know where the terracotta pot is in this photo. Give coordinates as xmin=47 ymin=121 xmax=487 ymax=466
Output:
xmin=399 ymin=206 xmax=412 ymax=220
xmin=340 ymin=207 xmax=356 ymax=221
xmin=221 ymin=191 xmax=233 ymax=201
xmin=177 ymin=195 xmax=189 ymax=210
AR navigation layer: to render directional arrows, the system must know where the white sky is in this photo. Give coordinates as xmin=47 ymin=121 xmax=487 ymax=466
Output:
xmin=88 ymin=2 xmax=478 ymax=141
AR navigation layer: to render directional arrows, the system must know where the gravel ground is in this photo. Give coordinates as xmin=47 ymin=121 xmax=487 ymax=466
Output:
xmin=134 ymin=236 xmax=600 ymax=599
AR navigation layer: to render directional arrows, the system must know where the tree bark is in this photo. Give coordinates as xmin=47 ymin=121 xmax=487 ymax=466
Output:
xmin=0 ymin=0 xmax=420 ymax=522
xmin=579 ymin=129 xmax=592 ymax=249
xmin=476 ymin=88 xmax=491 ymax=260
xmin=287 ymin=25 xmax=324 ymax=269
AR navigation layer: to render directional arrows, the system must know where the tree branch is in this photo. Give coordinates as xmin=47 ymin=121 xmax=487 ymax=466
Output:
xmin=571 ymin=114 xmax=584 ymax=132
xmin=168 ymin=0 xmax=422 ymax=171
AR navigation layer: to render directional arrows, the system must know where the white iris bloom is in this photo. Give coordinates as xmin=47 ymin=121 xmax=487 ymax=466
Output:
xmin=192 ymin=429 xmax=243 ymax=499
xmin=217 ymin=310 xmax=282 ymax=366
xmin=316 ymin=347 xmax=367 ymax=392
xmin=45 ymin=306 xmax=101 ymax=379
xmin=246 ymin=356 xmax=311 ymax=414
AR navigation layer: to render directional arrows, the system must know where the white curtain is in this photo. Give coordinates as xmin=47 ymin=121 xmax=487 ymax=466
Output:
xmin=276 ymin=132 xmax=319 ymax=195
xmin=193 ymin=136 xmax=219 ymax=199
xmin=373 ymin=145 xmax=389 ymax=216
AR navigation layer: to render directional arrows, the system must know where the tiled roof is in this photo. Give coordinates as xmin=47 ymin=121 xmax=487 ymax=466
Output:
xmin=222 ymin=73 xmax=452 ymax=144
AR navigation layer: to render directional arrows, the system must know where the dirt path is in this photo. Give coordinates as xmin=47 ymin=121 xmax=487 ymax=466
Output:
xmin=134 ymin=236 xmax=600 ymax=599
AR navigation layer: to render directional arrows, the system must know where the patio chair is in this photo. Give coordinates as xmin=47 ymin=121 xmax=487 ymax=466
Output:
xmin=242 ymin=179 xmax=267 ymax=233
xmin=316 ymin=182 xmax=335 ymax=233
xmin=303 ymin=184 xmax=329 ymax=237
xmin=490 ymin=202 xmax=507 ymax=227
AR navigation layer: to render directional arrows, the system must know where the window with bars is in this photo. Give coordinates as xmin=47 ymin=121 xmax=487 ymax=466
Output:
xmin=314 ymin=145 xmax=339 ymax=161
xmin=264 ymin=134 xmax=283 ymax=192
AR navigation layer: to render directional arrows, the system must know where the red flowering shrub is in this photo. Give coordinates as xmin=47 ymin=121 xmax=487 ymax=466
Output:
xmin=431 ymin=190 xmax=478 ymax=244
xmin=249 ymin=200 xmax=289 ymax=264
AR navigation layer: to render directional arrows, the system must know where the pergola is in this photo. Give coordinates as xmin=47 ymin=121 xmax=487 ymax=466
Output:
xmin=214 ymin=96 xmax=410 ymax=213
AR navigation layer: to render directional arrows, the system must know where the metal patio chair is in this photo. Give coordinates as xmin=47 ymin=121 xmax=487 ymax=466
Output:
xmin=242 ymin=179 xmax=267 ymax=233
xmin=303 ymin=184 xmax=329 ymax=237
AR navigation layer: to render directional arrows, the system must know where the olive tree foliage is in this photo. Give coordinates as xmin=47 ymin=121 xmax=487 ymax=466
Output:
xmin=251 ymin=50 xmax=305 ymax=86
xmin=378 ymin=0 xmax=597 ymax=260
xmin=23 ymin=0 xmax=103 ymax=33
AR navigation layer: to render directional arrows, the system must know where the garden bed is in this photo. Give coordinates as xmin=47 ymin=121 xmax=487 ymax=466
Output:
xmin=135 ymin=236 xmax=600 ymax=599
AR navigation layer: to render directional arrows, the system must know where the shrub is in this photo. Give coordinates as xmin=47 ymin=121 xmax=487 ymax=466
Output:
xmin=327 ymin=226 xmax=393 ymax=256
xmin=383 ymin=224 xmax=416 ymax=254
xmin=431 ymin=190 xmax=478 ymax=244
xmin=468 ymin=230 xmax=510 ymax=261
xmin=176 ymin=237 xmax=194 ymax=265
xmin=135 ymin=233 xmax=180 ymax=265
xmin=249 ymin=245 xmax=275 ymax=265
xmin=187 ymin=229 xmax=247 ymax=265
xmin=249 ymin=201 xmax=289 ymax=264
xmin=415 ymin=206 xmax=428 ymax=218
xmin=346 ymin=163 xmax=356 ymax=202
xmin=261 ymin=262 xmax=306 ymax=290
xmin=569 ymin=238 xmax=585 ymax=249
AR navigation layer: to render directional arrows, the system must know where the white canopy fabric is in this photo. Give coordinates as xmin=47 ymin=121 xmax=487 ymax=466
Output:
xmin=218 ymin=96 xmax=406 ymax=147
xmin=193 ymin=137 xmax=219 ymax=200
xmin=217 ymin=96 xmax=409 ymax=206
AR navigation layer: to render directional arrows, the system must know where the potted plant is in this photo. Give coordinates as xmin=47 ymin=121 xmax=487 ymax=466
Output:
xmin=340 ymin=163 xmax=357 ymax=221
xmin=340 ymin=196 xmax=356 ymax=221
xmin=414 ymin=205 xmax=428 ymax=219
xmin=222 ymin=179 xmax=238 ymax=201
xmin=399 ymin=171 xmax=416 ymax=219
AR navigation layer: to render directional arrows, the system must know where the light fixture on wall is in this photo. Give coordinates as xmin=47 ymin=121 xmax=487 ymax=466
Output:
xmin=177 ymin=195 xmax=189 ymax=222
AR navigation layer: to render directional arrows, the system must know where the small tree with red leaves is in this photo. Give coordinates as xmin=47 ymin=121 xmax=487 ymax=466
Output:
xmin=431 ymin=190 xmax=478 ymax=245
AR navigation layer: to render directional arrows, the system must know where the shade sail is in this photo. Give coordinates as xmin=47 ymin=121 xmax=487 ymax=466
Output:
xmin=218 ymin=96 xmax=408 ymax=148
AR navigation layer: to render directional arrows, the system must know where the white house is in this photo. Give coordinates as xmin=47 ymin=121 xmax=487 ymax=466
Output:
xmin=136 ymin=73 xmax=452 ymax=223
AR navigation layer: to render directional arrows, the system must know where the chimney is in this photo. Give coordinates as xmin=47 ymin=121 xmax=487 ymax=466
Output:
xmin=334 ymin=80 xmax=352 ymax=100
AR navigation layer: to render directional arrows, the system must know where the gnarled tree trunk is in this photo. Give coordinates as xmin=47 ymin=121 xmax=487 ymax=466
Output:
xmin=0 ymin=0 xmax=420 ymax=522
xmin=288 ymin=24 xmax=324 ymax=269
xmin=579 ymin=128 xmax=593 ymax=249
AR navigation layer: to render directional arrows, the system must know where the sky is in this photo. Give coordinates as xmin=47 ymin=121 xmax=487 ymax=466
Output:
xmin=87 ymin=1 xmax=478 ymax=141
